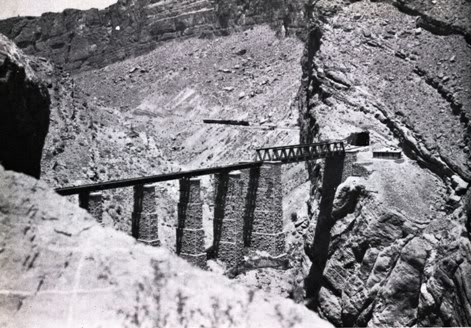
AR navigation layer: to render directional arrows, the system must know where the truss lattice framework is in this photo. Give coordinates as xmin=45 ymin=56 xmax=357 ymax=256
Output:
xmin=255 ymin=141 xmax=345 ymax=163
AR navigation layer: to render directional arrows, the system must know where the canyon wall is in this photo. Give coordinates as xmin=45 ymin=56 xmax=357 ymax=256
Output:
xmin=0 ymin=34 xmax=50 ymax=178
xmin=0 ymin=0 xmax=307 ymax=71
xmin=297 ymin=0 xmax=471 ymax=326
xmin=2 ymin=0 xmax=470 ymax=326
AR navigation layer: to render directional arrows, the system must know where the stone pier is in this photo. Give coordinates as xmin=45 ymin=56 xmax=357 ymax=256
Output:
xmin=213 ymin=171 xmax=244 ymax=268
xmin=244 ymin=163 xmax=286 ymax=258
xmin=132 ymin=184 xmax=160 ymax=246
xmin=241 ymin=166 xmax=260 ymax=248
xmin=341 ymin=150 xmax=358 ymax=183
xmin=177 ymin=178 xmax=206 ymax=268
xmin=79 ymin=191 xmax=103 ymax=224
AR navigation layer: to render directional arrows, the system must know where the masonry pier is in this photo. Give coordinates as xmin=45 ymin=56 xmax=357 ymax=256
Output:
xmin=132 ymin=184 xmax=160 ymax=246
xmin=241 ymin=166 xmax=260 ymax=248
xmin=56 ymin=141 xmax=347 ymax=269
xmin=214 ymin=171 xmax=245 ymax=268
xmin=79 ymin=191 xmax=103 ymax=224
xmin=177 ymin=178 xmax=207 ymax=268
xmin=341 ymin=150 xmax=358 ymax=183
xmin=247 ymin=162 xmax=286 ymax=258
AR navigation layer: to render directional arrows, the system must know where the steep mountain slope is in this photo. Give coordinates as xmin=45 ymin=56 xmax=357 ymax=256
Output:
xmin=18 ymin=31 xmax=180 ymax=236
xmin=16 ymin=24 xmax=312 ymax=299
xmin=71 ymin=25 xmax=314 ymax=298
xmin=297 ymin=0 xmax=471 ymax=326
xmin=0 ymin=33 xmax=333 ymax=327
xmin=0 ymin=0 xmax=307 ymax=71
xmin=1 ymin=0 xmax=470 ymax=326
xmin=74 ymin=25 xmax=303 ymax=168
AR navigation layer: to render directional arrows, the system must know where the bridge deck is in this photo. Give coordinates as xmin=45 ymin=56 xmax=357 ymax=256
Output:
xmin=56 ymin=162 xmax=263 ymax=196
xmin=55 ymin=141 xmax=344 ymax=196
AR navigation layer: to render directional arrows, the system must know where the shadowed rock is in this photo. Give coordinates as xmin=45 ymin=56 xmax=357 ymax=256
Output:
xmin=0 ymin=34 xmax=50 ymax=178
xmin=298 ymin=0 xmax=471 ymax=326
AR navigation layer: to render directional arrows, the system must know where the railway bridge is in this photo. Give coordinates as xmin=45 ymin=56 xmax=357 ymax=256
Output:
xmin=56 ymin=141 xmax=348 ymax=269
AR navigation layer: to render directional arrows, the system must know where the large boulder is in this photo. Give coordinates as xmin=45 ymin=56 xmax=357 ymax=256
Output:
xmin=0 ymin=34 xmax=50 ymax=178
xmin=0 ymin=166 xmax=332 ymax=328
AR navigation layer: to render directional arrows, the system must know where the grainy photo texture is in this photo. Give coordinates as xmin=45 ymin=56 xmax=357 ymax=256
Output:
xmin=0 ymin=0 xmax=470 ymax=327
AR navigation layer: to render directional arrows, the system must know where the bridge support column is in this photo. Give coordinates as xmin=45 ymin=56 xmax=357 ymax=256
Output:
xmin=250 ymin=163 xmax=285 ymax=258
xmin=79 ymin=191 xmax=103 ymax=225
xmin=132 ymin=184 xmax=160 ymax=246
xmin=177 ymin=178 xmax=207 ymax=269
xmin=213 ymin=171 xmax=244 ymax=268
xmin=305 ymin=154 xmax=345 ymax=299
xmin=341 ymin=150 xmax=358 ymax=182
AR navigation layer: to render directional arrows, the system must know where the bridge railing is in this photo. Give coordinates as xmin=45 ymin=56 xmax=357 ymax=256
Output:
xmin=255 ymin=141 xmax=345 ymax=163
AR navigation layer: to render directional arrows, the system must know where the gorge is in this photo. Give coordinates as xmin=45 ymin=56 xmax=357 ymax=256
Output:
xmin=0 ymin=0 xmax=470 ymax=326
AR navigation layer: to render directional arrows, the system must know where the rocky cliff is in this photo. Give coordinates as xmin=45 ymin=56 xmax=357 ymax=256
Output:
xmin=0 ymin=0 xmax=306 ymax=71
xmin=0 ymin=34 xmax=50 ymax=178
xmin=2 ymin=0 xmax=471 ymax=326
xmin=297 ymin=0 xmax=471 ymax=326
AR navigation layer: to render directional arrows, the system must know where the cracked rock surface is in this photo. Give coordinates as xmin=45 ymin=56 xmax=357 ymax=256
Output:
xmin=0 ymin=165 xmax=332 ymax=328
xmin=297 ymin=0 xmax=471 ymax=326
xmin=1 ymin=0 xmax=471 ymax=326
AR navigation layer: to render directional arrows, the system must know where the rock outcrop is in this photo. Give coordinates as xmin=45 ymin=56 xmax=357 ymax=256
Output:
xmin=0 ymin=165 xmax=332 ymax=328
xmin=297 ymin=0 xmax=471 ymax=326
xmin=2 ymin=0 xmax=470 ymax=326
xmin=0 ymin=0 xmax=306 ymax=72
xmin=0 ymin=34 xmax=50 ymax=178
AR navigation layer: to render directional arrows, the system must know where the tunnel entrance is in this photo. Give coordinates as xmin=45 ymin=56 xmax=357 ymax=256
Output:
xmin=347 ymin=131 xmax=370 ymax=146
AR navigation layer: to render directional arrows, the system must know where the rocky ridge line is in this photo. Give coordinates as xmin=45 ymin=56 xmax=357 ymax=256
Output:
xmin=0 ymin=0 xmax=307 ymax=72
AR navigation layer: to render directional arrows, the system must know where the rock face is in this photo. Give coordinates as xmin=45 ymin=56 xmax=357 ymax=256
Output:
xmin=2 ymin=0 xmax=470 ymax=326
xmin=297 ymin=0 xmax=471 ymax=326
xmin=0 ymin=165 xmax=332 ymax=328
xmin=0 ymin=34 xmax=50 ymax=178
xmin=0 ymin=0 xmax=306 ymax=71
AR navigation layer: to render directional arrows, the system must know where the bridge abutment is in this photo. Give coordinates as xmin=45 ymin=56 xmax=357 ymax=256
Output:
xmin=177 ymin=178 xmax=207 ymax=268
xmin=132 ymin=184 xmax=160 ymax=246
xmin=341 ymin=150 xmax=358 ymax=182
xmin=213 ymin=171 xmax=245 ymax=268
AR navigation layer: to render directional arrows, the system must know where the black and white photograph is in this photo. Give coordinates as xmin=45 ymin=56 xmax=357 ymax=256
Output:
xmin=0 ymin=0 xmax=470 ymax=326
